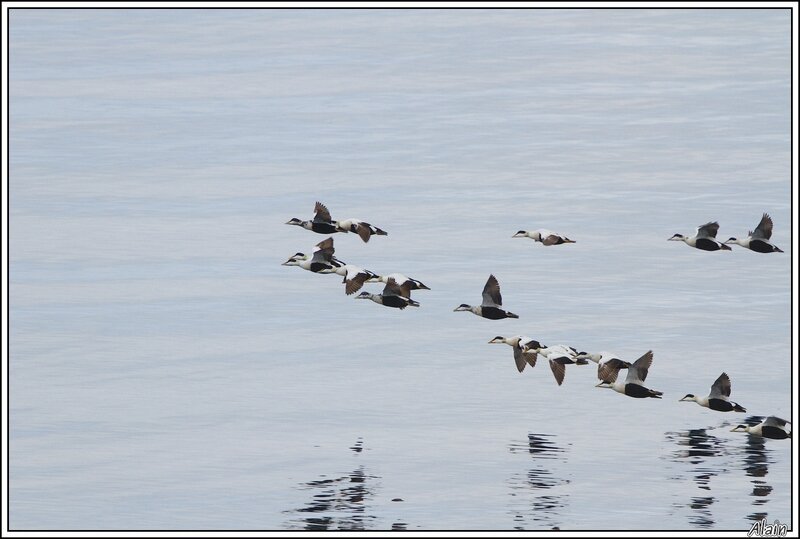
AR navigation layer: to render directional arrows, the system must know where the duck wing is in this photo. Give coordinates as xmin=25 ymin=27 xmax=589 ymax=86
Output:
xmin=751 ymin=213 xmax=773 ymax=240
xmin=709 ymin=372 xmax=732 ymax=399
xmin=344 ymin=266 xmax=371 ymax=295
xmin=695 ymin=222 xmax=720 ymax=239
xmin=520 ymin=339 xmax=539 ymax=367
xmin=512 ymin=343 xmax=527 ymax=373
xmin=481 ymin=274 xmax=502 ymax=307
xmin=763 ymin=416 xmax=790 ymax=428
xmin=397 ymin=281 xmax=413 ymax=299
xmin=695 ymin=221 xmax=719 ymax=238
xmin=625 ymin=350 xmax=654 ymax=384
xmin=541 ymin=234 xmax=562 ymax=246
xmin=598 ymin=358 xmax=628 ymax=384
xmin=383 ymin=277 xmax=405 ymax=297
xmin=311 ymin=238 xmax=335 ymax=263
xmin=313 ymin=201 xmax=333 ymax=222
xmin=353 ymin=222 xmax=372 ymax=242
xmin=548 ymin=358 xmax=566 ymax=386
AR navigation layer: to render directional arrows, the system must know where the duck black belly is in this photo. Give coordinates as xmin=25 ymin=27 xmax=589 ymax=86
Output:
xmin=310 ymin=222 xmax=339 ymax=234
xmin=749 ymin=239 xmax=781 ymax=253
xmin=309 ymin=262 xmax=331 ymax=273
xmin=761 ymin=426 xmax=790 ymax=440
xmin=382 ymin=295 xmax=410 ymax=310
xmin=481 ymin=307 xmax=515 ymax=320
xmin=708 ymin=398 xmax=735 ymax=412
xmin=695 ymin=238 xmax=729 ymax=251
xmin=625 ymin=383 xmax=660 ymax=398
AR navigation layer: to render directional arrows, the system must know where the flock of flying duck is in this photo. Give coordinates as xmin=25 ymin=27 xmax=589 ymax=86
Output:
xmin=283 ymin=202 xmax=791 ymax=440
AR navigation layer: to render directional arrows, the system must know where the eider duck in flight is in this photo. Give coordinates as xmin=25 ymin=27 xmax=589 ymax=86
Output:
xmin=573 ymin=351 xmax=631 ymax=384
xmin=355 ymin=277 xmax=419 ymax=310
xmin=595 ymin=350 xmax=662 ymax=398
xmin=679 ymin=372 xmax=746 ymax=412
xmin=724 ymin=213 xmax=783 ymax=253
xmin=454 ymin=274 xmax=519 ymax=320
xmin=488 ymin=336 xmax=539 ymax=373
xmin=522 ymin=342 xmax=586 ymax=386
xmin=668 ymin=221 xmax=731 ymax=251
xmin=286 ymin=201 xmax=341 ymax=235
xmin=512 ymin=229 xmax=575 ymax=246
xmin=282 ymin=238 xmax=343 ymax=273
xmin=367 ymin=273 xmax=430 ymax=292
xmin=731 ymin=416 xmax=791 ymax=439
xmin=336 ymin=218 xmax=388 ymax=243
xmin=333 ymin=264 xmax=380 ymax=295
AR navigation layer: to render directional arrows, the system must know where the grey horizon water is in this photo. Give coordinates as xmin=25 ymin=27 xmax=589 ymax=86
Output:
xmin=8 ymin=8 xmax=793 ymax=531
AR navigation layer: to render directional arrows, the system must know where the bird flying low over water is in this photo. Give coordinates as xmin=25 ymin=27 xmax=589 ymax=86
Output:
xmin=355 ymin=277 xmax=420 ymax=310
xmin=574 ymin=351 xmax=631 ymax=384
xmin=512 ymin=229 xmax=575 ymax=245
xmin=333 ymin=264 xmax=380 ymax=295
xmin=668 ymin=221 xmax=731 ymax=251
xmin=488 ymin=336 xmax=540 ymax=372
xmin=367 ymin=273 xmax=430 ymax=292
xmin=336 ymin=218 xmax=388 ymax=243
xmin=522 ymin=342 xmax=586 ymax=386
xmin=724 ymin=213 xmax=783 ymax=253
xmin=454 ymin=274 xmax=519 ymax=320
xmin=595 ymin=350 xmax=662 ymax=398
xmin=282 ymin=238 xmax=345 ymax=274
xmin=679 ymin=372 xmax=746 ymax=413
xmin=731 ymin=417 xmax=791 ymax=439
xmin=286 ymin=201 xmax=341 ymax=235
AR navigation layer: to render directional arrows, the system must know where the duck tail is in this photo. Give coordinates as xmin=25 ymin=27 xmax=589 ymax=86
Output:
xmin=564 ymin=238 xmax=576 ymax=244
xmin=721 ymin=243 xmax=732 ymax=251
xmin=650 ymin=390 xmax=664 ymax=399
xmin=375 ymin=227 xmax=388 ymax=236
xmin=507 ymin=312 xmax=520 ymax=319
xmin=775 ymin=246 xmax=784 ymax=253
xmin=733 ymin=403 xmax=747 ymax=413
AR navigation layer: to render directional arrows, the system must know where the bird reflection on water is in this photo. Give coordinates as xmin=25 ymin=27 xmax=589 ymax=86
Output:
xmin=667 ymin=419 xmax=782 ymax=529
xmin=507 ymin=433 xmax=570 ymax=530
xmin=665 ymin=427 xmax=729 ymax=528
xmin=739 ymin=416 xmax=775 ymax=523
xmin=285 ymin=439 xmax=408 ymax=531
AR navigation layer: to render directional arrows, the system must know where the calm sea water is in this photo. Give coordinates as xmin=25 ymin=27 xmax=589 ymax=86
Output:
xmin=9 ymin=8 xmax=794 ymax=531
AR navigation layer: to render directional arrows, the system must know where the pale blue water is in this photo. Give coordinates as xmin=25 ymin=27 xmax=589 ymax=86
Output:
xmin=8 ymin=8 xmax=794 ymax=531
